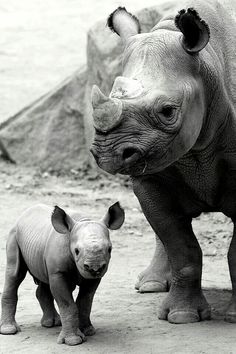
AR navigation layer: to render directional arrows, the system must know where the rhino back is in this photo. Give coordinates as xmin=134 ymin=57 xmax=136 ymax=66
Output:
xmin=196 ymin=0 xmax=236 ymax=105
xmin=15 ymin=204 xmax=54 ymax=283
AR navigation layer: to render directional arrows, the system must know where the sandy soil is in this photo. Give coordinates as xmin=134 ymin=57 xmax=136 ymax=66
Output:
xmin=0 ymin=161 xmax=235 ymax=354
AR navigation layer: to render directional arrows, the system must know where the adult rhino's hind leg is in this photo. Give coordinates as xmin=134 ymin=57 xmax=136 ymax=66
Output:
xmin=225 ymin=223 xmax=236 ymax=322
xmin=36 ymin=282 xmax=61 ymax=327
xmin=135 ymin=235 xmax=171 ymax=293
xmin=0 ymin=227 xmax=27 ymax=334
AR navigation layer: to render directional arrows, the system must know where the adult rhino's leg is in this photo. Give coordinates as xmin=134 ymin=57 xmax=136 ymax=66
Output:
xmin=133 ymin=177 xmax=211 ymax=324
xmin=0 ymin=228 xmax=27 ymax=334
xmin=135 ymin=234 xmax=171 ymax=293
xmin=76 ymin=278 xmax=101 ymax=336
xmin=225 ymin=223 xmax=236 ymax=322
xmin=36 ymin=282 xmax=61 ymax=327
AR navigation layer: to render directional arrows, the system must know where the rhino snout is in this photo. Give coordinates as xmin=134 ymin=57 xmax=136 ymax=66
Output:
xmin=91 ymin=143 xmax=142 ymax=174
xmin=83 ymin=262 xmax=107 ymax=277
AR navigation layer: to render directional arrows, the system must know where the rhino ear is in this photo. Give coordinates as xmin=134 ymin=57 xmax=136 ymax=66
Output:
xmin=102 ymin=202 xmax=125 ymax=230
xmin=107 ymin=7 xmax=141 ymax=41
xmin=175 ymin=8 xmax=210 ymax=54
xmin=51 ymin=206 xmax=75 ymax=234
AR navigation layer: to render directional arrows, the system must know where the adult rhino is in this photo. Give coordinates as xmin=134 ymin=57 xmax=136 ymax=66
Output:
xmin=90 ymin=0 xmax=236 ymax=324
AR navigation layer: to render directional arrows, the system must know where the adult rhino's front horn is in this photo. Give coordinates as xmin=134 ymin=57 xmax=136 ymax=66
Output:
xmin=91 ymin=85 xmax=123 ymax=133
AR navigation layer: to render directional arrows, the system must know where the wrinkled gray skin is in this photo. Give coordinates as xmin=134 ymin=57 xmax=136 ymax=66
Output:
xmin=91 ymin=0 xmax=236 ymax=324
xmin=0 ymin=202 xmax=124 ymax=345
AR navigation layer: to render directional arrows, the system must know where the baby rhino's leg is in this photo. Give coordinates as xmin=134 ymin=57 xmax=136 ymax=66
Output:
xmin=76 ymin=279 xmax=101 ymax=336
xmin=49 ymin=274 xmax=85 ymax=346
xmin=0 ymin=228 xmax=27 ymax=334
xmin=36 ymin=282 xmax=61 ymax=327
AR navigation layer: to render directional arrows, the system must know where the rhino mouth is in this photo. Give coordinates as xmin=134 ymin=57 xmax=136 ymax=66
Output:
xmin=77 ymin=261 xmax=108 ymax=279
xmin=79 ymin=267 xmax=106 ymax=279
xmin=117 ymin=145 xmax=177 ymax=176
xmin=91 ymin=143 xmax=146 ymax=175
xmin=117 ymin=157 xmax=148 ymax=176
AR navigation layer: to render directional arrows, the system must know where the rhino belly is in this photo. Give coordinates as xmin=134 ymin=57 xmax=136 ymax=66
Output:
xmin=16 ymin=226 xmax=50 ymax=284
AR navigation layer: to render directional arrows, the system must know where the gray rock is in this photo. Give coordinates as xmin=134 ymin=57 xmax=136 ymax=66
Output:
xmin=0 ymin=67 xmax=87 ymax=172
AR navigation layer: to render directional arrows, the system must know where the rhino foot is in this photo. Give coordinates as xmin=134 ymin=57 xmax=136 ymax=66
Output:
xmin=57 ymin=328 xmax=86 ymax=346
xmin=41 ymin=313 xmax=61 ymax=328
xmin=135 ymin=269 xmax=171 ymax=293
xmin=135 ymin=236 xmax=171 ymax=293
xmin=0 ymin=321 xmax=21 ymax=335
xmin=225 ymin=297 xmax=236 ymax=323
xmin=158 ymin=288 xmax=211 ymax=324
xmin=81 ymin=324 xmax=96 ymax=336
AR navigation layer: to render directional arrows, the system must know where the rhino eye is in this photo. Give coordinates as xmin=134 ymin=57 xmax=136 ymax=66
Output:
xmin=75 ymin=248 xmax=79 ymax=256
xmin=108 ymin=246 xmax=112 ymax=254
xmin=160 ymin=105 xmax=175 ymax=118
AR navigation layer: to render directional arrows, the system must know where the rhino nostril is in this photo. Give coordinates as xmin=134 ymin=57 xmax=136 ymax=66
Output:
xmin=93 ymin=264 xmax=106 ymax=274
xmin=122 ymin=147 xmax=139 ymax=161
xmin=84 ymin=263 xmax=90 ymax=271
xmin=99 ymin=264 xmax=106 ymax=272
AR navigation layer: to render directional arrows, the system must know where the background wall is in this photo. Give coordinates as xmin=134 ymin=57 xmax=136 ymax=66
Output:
xmin=0 ymin=0 xmax=160 ymax=122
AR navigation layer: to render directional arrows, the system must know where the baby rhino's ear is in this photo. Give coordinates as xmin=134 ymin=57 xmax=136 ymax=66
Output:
xmin=102 ymin=202 xmax=125 ymax=230
xmin=51 ymin=206 xmax=75 ymax=234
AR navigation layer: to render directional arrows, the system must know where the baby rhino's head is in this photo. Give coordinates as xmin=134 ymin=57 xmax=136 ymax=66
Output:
xmin=51 ymin=202 xmax=125 ymax=279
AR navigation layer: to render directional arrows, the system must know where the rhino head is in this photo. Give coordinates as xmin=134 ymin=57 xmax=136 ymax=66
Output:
xmin=51 ymin=202 xmax=125 ymax=279
xmin=91 ymin=7 xmax=210 ymax=175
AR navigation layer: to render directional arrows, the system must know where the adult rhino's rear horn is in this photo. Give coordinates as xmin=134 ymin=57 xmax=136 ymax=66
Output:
xmin=91 ymin=85 xmax=123 ymax=133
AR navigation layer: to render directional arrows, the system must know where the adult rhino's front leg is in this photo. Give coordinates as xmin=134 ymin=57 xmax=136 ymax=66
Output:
xmin=135 ymin=234 xmax=171 ymax=293
xmin=133 ymin=177 xmax=211 ymax=324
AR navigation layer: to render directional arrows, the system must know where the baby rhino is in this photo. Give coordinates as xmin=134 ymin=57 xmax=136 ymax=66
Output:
xmin=0 ymin=202 xmax=125 ymax=345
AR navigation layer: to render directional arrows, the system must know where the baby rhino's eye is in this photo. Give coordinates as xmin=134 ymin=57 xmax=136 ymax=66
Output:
xmin=75 ymin=248 xmax=79 ymax=256
xmin=108 ymin=246 xmax=112 ymax=254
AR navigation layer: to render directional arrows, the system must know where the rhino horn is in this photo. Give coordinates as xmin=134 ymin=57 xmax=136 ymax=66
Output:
xmin=91 ymin=85 xmax=123 ymax=133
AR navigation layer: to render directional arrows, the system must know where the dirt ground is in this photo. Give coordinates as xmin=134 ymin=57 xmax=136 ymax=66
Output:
xmin=0 ymin=161 xmax=235 ymax=354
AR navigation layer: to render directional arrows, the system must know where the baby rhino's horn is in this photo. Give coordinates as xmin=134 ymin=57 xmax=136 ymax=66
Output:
xmin=91 ymin=85 xmax=123 ymax=133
